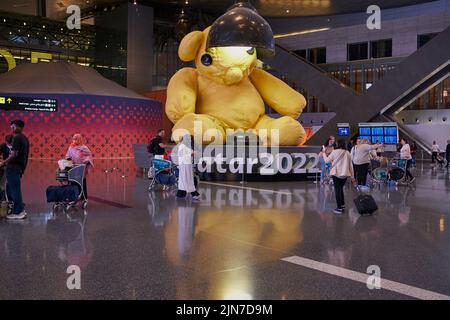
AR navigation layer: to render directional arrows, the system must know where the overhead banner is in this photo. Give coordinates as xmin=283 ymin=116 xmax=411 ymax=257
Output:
xmin=0 ymin=96 xmax=58 ymax=112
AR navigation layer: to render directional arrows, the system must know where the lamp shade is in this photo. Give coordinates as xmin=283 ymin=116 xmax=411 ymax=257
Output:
xmin=206 ymin=2 xmax=275 ymax=57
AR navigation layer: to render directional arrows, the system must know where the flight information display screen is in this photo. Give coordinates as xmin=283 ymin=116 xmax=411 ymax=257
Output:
xmin=359 ymin=127 xmax=371 ymax=136
xmin=371 ymin=127 xmax=384 ymax=135
xmin=359 ymin=125 xmax=398 ymax=145
xmin=384 ymin=127 xmax=397 ymax=136
xmin=338 ymin=127 xmax=350 ymax=136
xmin=0 ymin=96 xmax=58 ymax=112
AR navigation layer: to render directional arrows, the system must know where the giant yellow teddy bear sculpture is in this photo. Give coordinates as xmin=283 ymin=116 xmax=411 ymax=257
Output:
xmin=166 ymin=27 xmax=307 ymax=146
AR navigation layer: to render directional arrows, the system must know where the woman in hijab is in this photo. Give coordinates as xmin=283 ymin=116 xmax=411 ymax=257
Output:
xmin=66 ymin=134 xmax=94 ymax=199
xmin=176 ymin=135 xmax=200 ymax=200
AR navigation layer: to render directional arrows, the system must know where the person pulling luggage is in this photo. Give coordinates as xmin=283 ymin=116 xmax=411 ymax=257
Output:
xmin=322 ymin=139 xmax=354 ymax=215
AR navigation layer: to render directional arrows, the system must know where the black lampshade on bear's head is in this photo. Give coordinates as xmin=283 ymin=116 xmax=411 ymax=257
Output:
xmin=206 ymin=2 xmax=275 ymax=57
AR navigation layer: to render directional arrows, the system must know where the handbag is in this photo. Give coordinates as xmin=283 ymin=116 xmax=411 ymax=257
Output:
xmin=0 ymin=200 xmax=13 ymax=218
xmin=329 ymin=150 xmax=347 ymax=172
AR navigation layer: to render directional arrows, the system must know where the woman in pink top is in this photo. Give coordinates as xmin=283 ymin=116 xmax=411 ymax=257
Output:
xmin=66 ymin=134 xmax=94 ymax=198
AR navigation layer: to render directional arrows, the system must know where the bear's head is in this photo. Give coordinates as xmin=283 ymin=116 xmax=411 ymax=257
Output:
xmin=178 ymin=27 xmax=257 ymax=85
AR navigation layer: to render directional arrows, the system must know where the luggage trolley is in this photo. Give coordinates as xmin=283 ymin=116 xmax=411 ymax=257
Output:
xmin=436 ymin=152 xmax=448 ymax=167
xmin=54 ymin=164 xmax=88 ymax=211
xmin=148 ymin=159 xmax=178 ymax=191
xmin=369 ymin=157 xmax=389 ymax=188
xmin=388 ymin=158 xmax=409 ymax=185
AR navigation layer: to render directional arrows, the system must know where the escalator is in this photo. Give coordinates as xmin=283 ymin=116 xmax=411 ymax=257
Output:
xmin=265 ymin=26 xmax=450 ymax=147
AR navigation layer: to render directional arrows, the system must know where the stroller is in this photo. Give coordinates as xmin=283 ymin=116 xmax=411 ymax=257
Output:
xmin=388 ymin=158 xmax=410 ymax=185
xmin=47 ymin=164 xmax=88 ymax=211
xmin=367 ymin=158 xmax=383 ymax=189
xmin=148 ymin=158 xmax=178 ymax=191
xmin=436 ymin=152 xmax=447 ymax=167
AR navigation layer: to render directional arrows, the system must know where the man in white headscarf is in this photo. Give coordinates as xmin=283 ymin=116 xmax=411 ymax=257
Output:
xmin=176 ymin=135 xmax=200 ymax=200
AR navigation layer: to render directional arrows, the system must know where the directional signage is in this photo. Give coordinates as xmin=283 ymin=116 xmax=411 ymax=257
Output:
xmin=0 ymin=96 xmax=58 ymax=112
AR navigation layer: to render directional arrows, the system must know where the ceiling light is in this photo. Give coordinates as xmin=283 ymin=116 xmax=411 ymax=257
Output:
xmin=274 ymin=28 xmax=330 ymax=38
xmin=206 ymin=2 xmax=275 ymax=57
xmin=286 ymin=9 xmax=290 ymax=13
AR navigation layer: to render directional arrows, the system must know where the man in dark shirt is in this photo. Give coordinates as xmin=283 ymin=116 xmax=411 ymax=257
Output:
xmin=446 ymin=139 xmax=450 ymax=168
xmin=148 ymin=129 xmax=167 ymax=157
xmin=0 ymin=120 xmax=30 ymax=219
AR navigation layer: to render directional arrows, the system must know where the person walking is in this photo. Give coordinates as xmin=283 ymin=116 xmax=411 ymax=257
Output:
xmin=400 ymin=138 xmax=415 ymax=183
xmin=176 ymin=135 xmax=200 ymax=200
xmin=431 ymin=141 xmax=440 ymax=164
xmin=446 ymin=140 xmax=450 ymax=169
xmin=410 ymin=141 xmax=417 ymax=167
xmin=0 ymin=120 xmax=30 ymax=220
xmin=323 ymin=139 xmax=354 ymax=215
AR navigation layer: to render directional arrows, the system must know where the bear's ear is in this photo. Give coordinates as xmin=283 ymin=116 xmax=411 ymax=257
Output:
xmin=178 ymin=31 xmax=204 ymax=62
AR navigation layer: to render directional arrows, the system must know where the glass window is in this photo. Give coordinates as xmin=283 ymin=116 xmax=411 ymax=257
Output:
xmin=293 ymin=49 xmax=307 ymax=59
xmin=348 ymin=42 xmax=368 ymax=61
xmin=418 ymin=33 xmax=438 ymax=48
xmin=370 ymin=39 xmax=392 ymax=59
xmin=308 ymin=47 xmax=326 ymax=64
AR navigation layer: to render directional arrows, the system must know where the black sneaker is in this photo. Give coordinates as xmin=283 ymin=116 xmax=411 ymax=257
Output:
xmin=333 ymin=208 xmax=344 ymax=214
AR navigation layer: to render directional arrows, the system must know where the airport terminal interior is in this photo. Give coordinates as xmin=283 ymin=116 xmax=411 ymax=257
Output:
xmin=1 ymin=0 xmax=450 ymax=301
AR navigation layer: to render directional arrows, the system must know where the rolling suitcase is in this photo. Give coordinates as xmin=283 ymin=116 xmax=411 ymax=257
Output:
xmin=353 ymin=186 xmax=378 ymax=215
xmin=46 ymin=185 xmax=79 ymax=203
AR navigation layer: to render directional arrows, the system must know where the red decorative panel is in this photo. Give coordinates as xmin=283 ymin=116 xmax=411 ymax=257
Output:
xmin=0 ymin=94 xmax=163 ymax=159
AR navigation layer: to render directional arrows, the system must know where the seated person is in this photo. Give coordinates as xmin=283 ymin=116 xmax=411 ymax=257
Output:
xmin=156 ymin=172 xmax=177 ymax=186
xmin=0 ymin=135 xmax=13 ymax=161
xmin=0 ymin=135 xmax=13 ymax=199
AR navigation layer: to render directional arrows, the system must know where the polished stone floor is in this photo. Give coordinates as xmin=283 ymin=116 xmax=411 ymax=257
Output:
xmin=1 ymin=159 xmax=450 ymax=300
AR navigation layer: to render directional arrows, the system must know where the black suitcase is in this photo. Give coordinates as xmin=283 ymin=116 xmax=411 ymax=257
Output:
xmin=46 ymin=185 xmax=79 ymax=203
xmin=353 ymin=194 xmax=378 ymax=215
